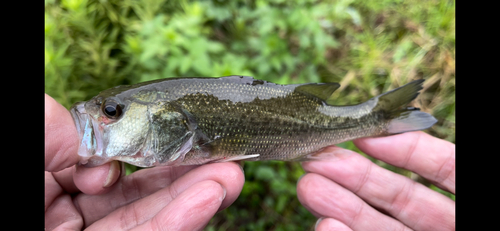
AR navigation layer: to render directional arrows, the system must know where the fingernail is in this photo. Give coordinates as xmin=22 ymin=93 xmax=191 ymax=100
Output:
xmin=315 ymin=217 xmax=325 ymax=230
xmin=237 ymin=161 xmax=245 ymax=174
xmin=120 ymin=162 xmax=126 ymax=177
xmin=220 ymin=184 xmax=227 ymax=202
xmin=103 ymin=161 xmax=121 ymax=188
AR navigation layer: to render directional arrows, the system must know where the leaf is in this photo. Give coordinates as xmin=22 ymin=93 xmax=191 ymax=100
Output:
xmin=255 ymin=166 xmax=276 ymax=181
xmin=206 ymin=41 xmax=225 ymax=53
xmin=179 ymin=56 xmax=192 ymax=74
xmin=299 ymin=33 xmax=311 ymax=48
xmin=270 ymin=56 xmax=282 ymax=72
xmin=393 ymin=39 xmax=414 ymax=63
xmin=139 ymin=46 xmax=158 ymax=65
xmin=275 ymin=195 xmax=289 ymax=213
xmin=192 ymin=53 xmax=212 ymax=75
xmin=346 ymin=7 xmax=362 ymax=26
xmin=140 ymin=73 xmax=161 ymax=82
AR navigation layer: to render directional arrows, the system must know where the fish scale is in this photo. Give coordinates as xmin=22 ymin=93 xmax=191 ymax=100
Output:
xmin=171 ymin=87 xmax=379 ymax=162
xmin=70 ymin=76 xmax=437 ymax=167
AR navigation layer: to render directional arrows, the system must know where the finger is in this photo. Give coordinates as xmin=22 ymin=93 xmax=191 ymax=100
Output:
xmin=72 ymin=161 xmax=122 ymax=195
xmin=130 ymin=181 xmax=225 ymax=231
xmin=45 ymin=94 xmax=80 ymax=172
xmin=315 ymin=218 xmax=353 ymax=231
xmin=51 ymin=166 xmax=79 ymax=194
xmin=45 ymin=171 xmax=83 ymax=230
xmin=73 ymin=162 xmax=244 ymax=228
xmin=45 ymin=194 xmax=84 ymax=230
xmin=301 ymin=146 xmax=455 ymax=231
xmin=354 ymin=131 xmax=455 ymax=193
xmin=73 ymin=164 xmax=198 ymax=225
xmin=45 ymin=171 xmax=64 ymax=212
xmin=297 ymin=173 xmax=410 ymax=231
xmin=49 ymin=158 xmax=123 ymax=197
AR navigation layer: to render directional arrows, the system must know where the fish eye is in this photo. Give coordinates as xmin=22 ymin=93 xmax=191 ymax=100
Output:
xmin=102 ymin=100 xmax=123 ymax=119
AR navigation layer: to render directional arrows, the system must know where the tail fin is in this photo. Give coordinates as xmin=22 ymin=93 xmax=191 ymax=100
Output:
xmin=387 ymin=109 xmax=438 ymax=134
xmin=373 ymin=80 xmax=438 ymax=134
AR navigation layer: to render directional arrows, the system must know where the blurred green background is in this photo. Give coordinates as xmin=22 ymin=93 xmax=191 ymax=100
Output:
xmin=45 ymin=0 xmax=455 ymax=230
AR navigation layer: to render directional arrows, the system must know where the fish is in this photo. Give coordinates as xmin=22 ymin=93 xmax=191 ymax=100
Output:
xmin=70 ymin=76 xmax=437 ymax=167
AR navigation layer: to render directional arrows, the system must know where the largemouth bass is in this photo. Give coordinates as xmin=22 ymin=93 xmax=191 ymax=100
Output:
xmin=70 ymin=76 xmax=437 ymax=167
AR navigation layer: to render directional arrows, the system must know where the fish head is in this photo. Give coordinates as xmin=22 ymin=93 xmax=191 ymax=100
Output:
xmin=70 ymin=92 xmax=152 ymax=167
xmin=70 ymin=89 xmax=195 ymax=167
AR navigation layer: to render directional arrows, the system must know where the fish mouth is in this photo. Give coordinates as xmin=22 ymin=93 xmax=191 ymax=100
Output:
xmin=70 ymin=102 xmax=105 ymax=166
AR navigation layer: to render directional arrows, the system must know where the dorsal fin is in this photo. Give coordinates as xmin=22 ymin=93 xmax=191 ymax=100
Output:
xmin=294 ymin=83 xmax=340 ymax=105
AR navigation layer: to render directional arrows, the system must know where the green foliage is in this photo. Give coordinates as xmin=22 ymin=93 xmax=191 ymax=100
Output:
xmin=45 ymin=0 xmax=455 ymax=230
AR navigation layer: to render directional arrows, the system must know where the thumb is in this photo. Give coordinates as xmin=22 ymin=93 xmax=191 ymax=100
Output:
xmin=45 ymin=94 xmax=80 ymax=172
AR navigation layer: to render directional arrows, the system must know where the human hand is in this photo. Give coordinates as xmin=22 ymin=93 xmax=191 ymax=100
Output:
xmin=45 ymin=94 xmax=245 ymax=230
xmin=297 ymin=132 xmax=455 ymax=230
